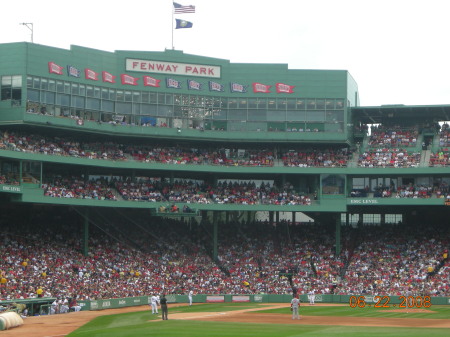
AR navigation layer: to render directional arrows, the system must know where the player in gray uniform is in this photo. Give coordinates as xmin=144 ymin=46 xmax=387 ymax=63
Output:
xmin=290 ymin=295 xmax=301 ymax=319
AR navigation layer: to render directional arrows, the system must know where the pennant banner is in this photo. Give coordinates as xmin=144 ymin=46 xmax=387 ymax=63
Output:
xmin=188 ymin=79 xmax=202 ymax=90
xmin=143 ymin=76 xmax=161 ymax=87
xmin=252 ymin=82 xmax=271 ymax=93
xmin=230 ymin=82 xmax=247 ymax=93
xmin=48 ymin=62 xmax=64 ymax=75
xmin=276 ymin=83 xmax=295 ymax=94
xmin=85 ymin=68 xmax=99 ymax=81
xmin=209 ymin=81 xmax=224 ymax=92
xmin=121 ymin=74 xmax=138 ymax=86
xmin=166 ymin=78 xmax=182 ymax=89
xmin=102 ymin=71 xmax=116 ymax=83
xmin=67 ymin=65 xmax=81 ymax=78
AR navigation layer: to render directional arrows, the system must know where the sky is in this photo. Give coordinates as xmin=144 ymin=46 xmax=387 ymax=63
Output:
xmin=2 ymin=0 xmax=450 ymax=107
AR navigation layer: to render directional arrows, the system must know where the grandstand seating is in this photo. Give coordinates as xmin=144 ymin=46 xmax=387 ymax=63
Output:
xmin=1 ymin=210 xmax=448 ymax=301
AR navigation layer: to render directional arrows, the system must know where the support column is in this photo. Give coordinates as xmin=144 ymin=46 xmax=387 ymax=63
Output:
xmin=269 ymin=211 xmax=274 ymax=225
xmin=335 ymin=215 xmax=341 ymax=256
xmin=40 ymin=161 xmax=43 ymax=187
xmin=292 ymin=212 xmax=296 ymax=225
xmin=83 ymin=207 xmax=89 ymax=257
xmin=213 ymin=211 xmax=219 ymax=262
xmin=19 ymin=160 xmax=23 ymax=183
xmin=358 ymin=213 xmax=363 ymax=227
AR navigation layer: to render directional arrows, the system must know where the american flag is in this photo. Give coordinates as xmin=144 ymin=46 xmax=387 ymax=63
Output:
xmin=173 ymin=2 xmax=195 ymax=14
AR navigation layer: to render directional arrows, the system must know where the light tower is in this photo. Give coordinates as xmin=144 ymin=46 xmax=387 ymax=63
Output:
xmin=20 ymin=23 xmax=33 ymax=43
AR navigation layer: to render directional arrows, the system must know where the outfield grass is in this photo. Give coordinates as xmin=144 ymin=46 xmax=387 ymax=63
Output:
xmin=67 ymin=303 xmax=450 ymax=337
xmin=261 ymin=304 xmax=450 ymax=319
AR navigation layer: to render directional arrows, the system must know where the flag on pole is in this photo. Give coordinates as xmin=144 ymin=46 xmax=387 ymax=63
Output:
xmin=173 ymin=2 xmax=195 ymax=13
xmin=175 ymin=19 xmax=193 ymax=29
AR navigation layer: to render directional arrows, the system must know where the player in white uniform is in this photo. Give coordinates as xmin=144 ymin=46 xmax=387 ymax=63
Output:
xmin=290 ymin=295 xmax=300 ymax=319
xmin=188 ymin=290 xmax=193 ymax=306
xmin=60 ymin=298 xmax=69 ymax=313
xmin=308 ymin=290 xmax=315 ymax=305
xmin=50 ymin=299 xmax=58 ymax=314
xmin=150 ymin=294 xmax=159 ymax=314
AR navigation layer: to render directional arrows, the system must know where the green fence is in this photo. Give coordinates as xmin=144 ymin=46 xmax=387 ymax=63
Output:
xmin=76 ymin=294 xmax=450 ymax=312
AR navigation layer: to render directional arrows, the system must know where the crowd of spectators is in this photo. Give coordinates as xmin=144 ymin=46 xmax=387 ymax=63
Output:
xmin=430 ymin=124 xmax=450 ymax=166
xmin=42 ymin=176 xmax=312 ymax=206
xmin=368 ymin=125 xmax=419 ymax=148
xmin=115 ymin=179 xmax=208 ymax=204
xmin=9 ymin=124 xmax=450 ymax=171
xmin=429 ymin=150 xmax=450 ymax=167
xmin=358 ymin=149 xmax=421 ymax=168
xmin=216 ymin=221 xmax=347 ymax=295
xmin=342 ymin=225 xmax=449 ymax=296
xmin=131 ymin=147 xmax=274 ymax=167
xmin=281 ymin=148 xmax=350 ymax=167
xmin=42 ymin=176 xmax=117 ymax=200
xmin=1 ymin=206 xmax=447 ymax=305
xmin=352 ymin=182 xmax=450 ymax=199
xmin=437 ymin=123 xmax=450 ymax=148
xmin=0 ymin=175 xmax=19 ymax=186
xmin=358 ymin=125 xmax=422 ymax=168
xmin=0 ymin=129 xmax=351 ymax=168
xmin=210 ymin=181 xmax=311 ymax=205
xmin=10 ymin=126 xmax=450 ymax=169
xmin=0 ymin=130 xmax=126 ymax=160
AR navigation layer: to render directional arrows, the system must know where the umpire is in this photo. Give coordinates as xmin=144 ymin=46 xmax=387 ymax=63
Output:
xmin=160 ymin=294 xmax=168 ymax=320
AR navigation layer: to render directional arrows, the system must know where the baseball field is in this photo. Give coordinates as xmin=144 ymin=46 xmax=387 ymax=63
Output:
xmin=3 ymin=302 xmax=450 ymax=337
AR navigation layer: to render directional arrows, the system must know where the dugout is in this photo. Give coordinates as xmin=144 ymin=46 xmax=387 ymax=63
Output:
xmin=0 ymin=297 xmax=55 ymax=316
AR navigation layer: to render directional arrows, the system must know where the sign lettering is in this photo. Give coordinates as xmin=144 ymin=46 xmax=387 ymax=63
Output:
xmin=126 ymin=59 xmax=221 ymax=78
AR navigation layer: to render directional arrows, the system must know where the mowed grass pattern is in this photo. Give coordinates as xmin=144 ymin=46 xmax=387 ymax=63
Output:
xmin=67 ymin=303 xmax=450 ymax=337
xmin=261 ymin=304 xmax=450 ymax=319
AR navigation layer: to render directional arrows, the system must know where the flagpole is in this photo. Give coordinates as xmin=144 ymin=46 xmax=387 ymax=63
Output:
xmin=171 ymin=1 xmax=174 ymax=49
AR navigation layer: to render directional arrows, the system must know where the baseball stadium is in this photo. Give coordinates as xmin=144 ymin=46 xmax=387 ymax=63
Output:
xmin=0 ymin=41 xmax=449 ymax=336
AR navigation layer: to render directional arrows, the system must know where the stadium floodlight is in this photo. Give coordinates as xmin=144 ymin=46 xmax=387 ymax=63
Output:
xmin=20 ymin=23 xmax=33 ymax=43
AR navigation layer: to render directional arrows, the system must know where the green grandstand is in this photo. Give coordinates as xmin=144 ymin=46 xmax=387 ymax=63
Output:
xmin=0 ymin=43 xmax=449 ymax=313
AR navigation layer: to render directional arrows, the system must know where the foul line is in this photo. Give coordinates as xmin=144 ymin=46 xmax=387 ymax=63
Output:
xmin=176 ymin=312 xmax=227 ymax=320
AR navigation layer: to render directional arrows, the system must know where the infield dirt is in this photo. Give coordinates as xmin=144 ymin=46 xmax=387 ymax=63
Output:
xmin=3 ymin=303 xmax=450 ymax=337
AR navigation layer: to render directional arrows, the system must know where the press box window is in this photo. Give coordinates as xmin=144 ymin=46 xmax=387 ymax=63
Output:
xmin=1 ymin=75 xmax=22 ymax=101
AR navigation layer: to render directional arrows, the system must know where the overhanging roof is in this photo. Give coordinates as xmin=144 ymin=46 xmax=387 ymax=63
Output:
xmin=351 ymin=104 xmax=450 ymax=124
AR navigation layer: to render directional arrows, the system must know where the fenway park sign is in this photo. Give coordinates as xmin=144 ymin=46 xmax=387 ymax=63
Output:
xmin=126 ymin=58 xmax=221 ymax=78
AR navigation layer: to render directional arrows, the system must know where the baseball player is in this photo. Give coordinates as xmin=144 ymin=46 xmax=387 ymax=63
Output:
xmin=290 ymin=295 xmax=301 ymax=319
xmin=188 ymin=290 xmax=193 ymax=306
xmin=69 ymin=296 xmax=82 ymax=312
xmin=308 ymin=289 xmax=315 ymax=305
xmin=50 ymin=298 xmax=58 ymax=314
xmin=60 ymin=298 xmax=69 ymax=313
xmin=150 ymin=294 xmax=159 ymax=314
